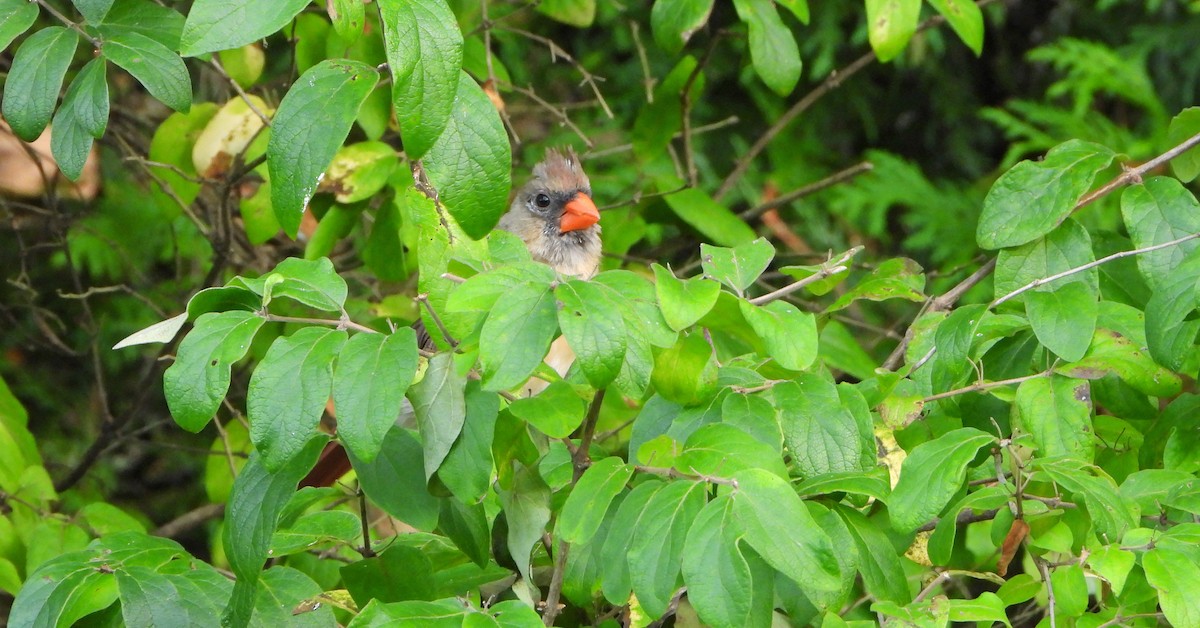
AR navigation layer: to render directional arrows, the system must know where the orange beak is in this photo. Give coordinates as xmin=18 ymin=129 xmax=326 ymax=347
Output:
xmin=559 ymin=192 xmax=600 ymax=233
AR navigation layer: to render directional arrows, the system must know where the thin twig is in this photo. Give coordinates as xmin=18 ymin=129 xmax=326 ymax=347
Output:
xmin=992 ymin=232 xmax=1200 ymax=308
xmin=633 ymin=465 xmax=739 ymax=488
xmin=541 ymin=539 xmax=570 ymax=625
xmin=680 ymin=33 xmax=723 ymax=188
xmin=921 ymin=370 xmax=1050 ymax=403
xmin=496 ymin=24 xmax=613 ymax=119
xmin=34 ymin=0 xmax=101 ymax=47
xmin=585 ymin=116 xmax=739 ymax=159
xmin=629 ymin=20 xmax=656 ymax=103
xmin=501 ymin=82 xmax=593 ymax=147
xmin=414 ymin=294 xmax=457 ymax=347
xmin=209 ymin=57 xmax=273 ymax=127
xmin=153 ymin=503 xmax=226 ymax=538
xmin=1036 ymin=558 xmax=1057 ymax=628
xmin=740 ymin=162 xmax=875 ymax=221
xmin=748 ymin=246 xmax=863 ymax=305
xmin=259 ymin=313 xmax=379 ymax=335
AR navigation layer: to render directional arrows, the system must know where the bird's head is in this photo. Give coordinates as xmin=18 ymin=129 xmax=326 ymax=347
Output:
xmin=499 ymin=147 xmax=602 ymax=278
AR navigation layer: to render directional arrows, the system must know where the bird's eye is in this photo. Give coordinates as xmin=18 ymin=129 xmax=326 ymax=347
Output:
xmin=534 ymin=193 xmax=552 ymax=209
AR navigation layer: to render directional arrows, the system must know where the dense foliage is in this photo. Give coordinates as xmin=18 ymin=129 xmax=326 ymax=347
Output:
xmin=3 ymin=0 xmax=1200 ymax=626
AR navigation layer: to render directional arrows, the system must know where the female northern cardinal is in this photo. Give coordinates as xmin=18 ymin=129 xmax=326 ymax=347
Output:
xmin=499 ymin=147 xmax=602 ymax=278
xmin=302 ymin=148 xmax=600 ymax=487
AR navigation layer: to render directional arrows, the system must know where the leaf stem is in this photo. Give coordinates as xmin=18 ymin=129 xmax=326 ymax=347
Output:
xmin=920 ymin=370 xmax=1049 ymax=403
xmin=740 ymin=161 xmax=874 ymax=221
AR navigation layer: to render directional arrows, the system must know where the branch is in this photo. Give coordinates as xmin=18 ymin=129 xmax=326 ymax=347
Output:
xmin=585 ymin=116 xmax=739 ymax=160
xmin=258 ymin=313 xmax=379 ymax=335
xmin=920 ymin=370 xmax=1049 ymax=404
xmin=991 ymin=231 xmax=1200 ymax=308
xmin=740 ymin=161 xmax=875 ymax=221
xmin=35 ymin=0 xmax=101 ymax=47
xmin=748 ymin=246 xmax=863 ymax=305
xmin=544 ymin=389 xmax=605 ymax=625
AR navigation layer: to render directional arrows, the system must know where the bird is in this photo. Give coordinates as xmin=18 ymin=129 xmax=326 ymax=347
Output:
xmin=302 ymin=148 xmax=601 ymax=487
xmin=499 ymin=147 xmax=601 ymax=280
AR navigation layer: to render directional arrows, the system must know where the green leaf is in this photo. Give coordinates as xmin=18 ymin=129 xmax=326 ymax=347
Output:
xmin=102 ymin=31 xmax=191 ymax=112
xmin=341 ymin=544 xmax=436 ymax=606
xmin=928 ymin=485 xmax=1009 ymax=565
xmin=479 ymin=279 xmax=558 ymax=391
xmin=593 ymin=270 xmax=677 ymax=348
xmin=777 ymin=0 xmax=810 ymax=23
xmin=2 ymin=26 xmax=79 ymax=141
xmin=732 ymin=468 xmax=841 ymax=596
xmin=1145 ymin=248 xmax=1200 ymax=371
xmin=995 ymin=573 xmax=1041 ymax=606
xmin=650 ymin=0 xmax=714 ymax=54
xmin=348 ymin=426 xmax=440 ymax=532
xmin=271 ymin=510 xmax=361 ymax=556
xmin=332 ymin=329 xmax=418 ymax=463
xmin=1144 ymin=547 xmax=1200 ymax=628
xmin=1168 ymin=107 xmax=1200 ymax=182
xmin=116 ymin=566 xmax=225 ymax=627
xmin=662 ymin=188 xmax=758 ymax=247
xmin=447 ymin=262 xmax=556 ymax=313
xmin=1015 ymin=376 xmax=1094 ymax=461
xmin=864 ymin=0 xmax=920 ymax=62
xmin=977 ymin=140 xmax=1116 ymax=249
xmin=439 ymin=499 xmax=490 ymax=566
xmin=507 ymin=381 xmax=584 ymax=439
xmin=681 ymin=495 xmax=772 ymax=628
xmin=835 ymin=507 xmax=908 ymax=604
xmin=732 ymin=0 xmax=802 ymax=95
xmin=600 ymin=480 xmax=664 ymax=604
xmin=163 ymin=311 xmax=265 ymax=432
xmin=1087 ymin=545 xmax=1135 ymax=595
xmin=262 ymin=257 xmax=350 ymax=312
xmin=438 ymin=382 xmax=500 ymax=503
xmin=888 ymin=427 xmax=994 ymax=534
xmin=49 ymin=57 xmax=109 ymax=179
xmin=0 ymin=0 xmax=39 ymax=53
xmin=554 ymin=280 xmax=626 ymax=388
xmin=720 ymin=392 xmax=783 ymax=450
xmin=628 ymin=480 xmax=707 ymax=618
xmin=794 ymin=468 xmax=891 ymax=501
xmin=497 ymin=463 xmax=551 ymax=584
xmin=677 ymin=423 xmax=789 ymax=480
xmin=930 ymin=304 xmax=988 ymax=394
xmin=1120 ymin=177 xmax=1200 ymax=291
xmin=926 ymin=0 xmax=984 ymax=55
xmin=423 ymin=72 xmax=512 ymax=240
xmin=537 ymin=0 xmax=596 ymax=27
xmin=378 ymin=0 xmax=463 ymax=160
xmin=701 ymin=238 xmax=775 ymax=294
xmin=1026 ymin=282 xmax=1098 ymax=362
xmin=775 ymin=377 xmax=873 ymax=477
xmin=323 ymin=141 xmax=399 ymax=203
xmin=947 ymin=593 xmax=1010 ymax=626
xmin=222 ymin=436 xmax=326 ymax=625
xmin=558 ymin=457 xmax=633 ymax=545
xmin=92 ymin=0 xmax=185 ymax=50
xmin=738 ymin=300 xmax=818 ymax=371
xmin=653 ymin=264 xmax=721 ymax=331
xmin=328 ymin=0 xmax=365 ymax=42
xmin=58 ymin=55 xmax=108 ymax=135
xmin=827 ymin=258 xmax=925 ymax=312
xmin=1033 ymin=457 xmax=1138 ymax=542
xmin=1050 ymin=564 xmax=1088 ymax=616
xmin=248 ymin=327 xmax=346 ymax=471
xmin=408 ymin=352 xmax=467 ymax=480
xmin=651 ymin=332 xmax=718 ymax=406
xmin=994 ymin=218 xmax=1098 ymax=298
xmin=179 ymin=0 xmax=310 ymax=56
xmin=268 ymin=60 xmax=379 ymax=237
